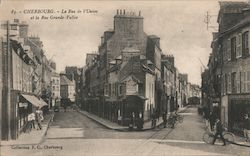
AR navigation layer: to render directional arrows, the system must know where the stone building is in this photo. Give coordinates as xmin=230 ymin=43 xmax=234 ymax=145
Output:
xmin=81 ymin=10 xmax=195 ymax=126
xmin=0 ymin=19 xmax=53 ymax=140
xmin=65 ymin=66 xmax=82 ymax=106
xmin=161 ymin=54 xmax=176 ymax=114
xmin=203 ymin=1 xmax=250 ymax=131
xmin=60 ymin=73 xmax=76 ymax=106
xmin=51 ymin=72 xmax=60 ymax=107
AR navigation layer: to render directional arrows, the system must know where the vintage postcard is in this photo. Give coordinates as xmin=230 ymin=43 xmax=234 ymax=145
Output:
xmin=0 ymin=0 xmax=250 ymax=156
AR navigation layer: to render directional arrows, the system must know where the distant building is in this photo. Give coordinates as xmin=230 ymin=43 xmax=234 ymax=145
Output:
xmin=51 ymin=72 xmax=60 ymax=107
xmin=65 ymin=66 xmax=82 ymax=106
xmin=161 ymin=54 xmax=176 ymax=113
xmin=179 ymin=73 xmax=188 ymax=106
xmin=86 ymin=53 xmax=98 ymax=67
xmin=60 ymin=74 xmax=75 ymax=105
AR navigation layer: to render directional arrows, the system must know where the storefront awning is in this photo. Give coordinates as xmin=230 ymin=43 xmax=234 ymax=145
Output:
xmin=126 ymin=95 xmax=148 ymax=100
xmin=21 ymin=94 xmax=44 ymax=108
xmin=40 ymin=98 xmax=48 ymax=107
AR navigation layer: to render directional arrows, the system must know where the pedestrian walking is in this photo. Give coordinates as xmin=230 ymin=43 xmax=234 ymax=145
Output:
xmin=209 ymin=112 xmax=216 ymax=131
xmin=243 ymin=114 xmax=250 ymax=142
xmin=137 ymin=111 xmax=143 ymax=130
xmin=203 ymin=107 xmax=210 ymax=130
xmin=175 ymin=105 xmax=180 ymax=115
xmin=151 ymin=112 xmax=156 ymax=128
xmin=129 ymin=112 xmax=135 ymax=130
xmin=26 ymin=113 xmax=33 ymax=133
xmin=63 ymin=103 xmax=67 ymax=112
xmin=162 ymin=112 xmax=167 ymax=128
xmin=30 ymin=112 xmax=36 ymax=129
xmin=35 ymin=108 xmax=43 ymax=130
xmin=212 ymin=118 xmax=226 ymax=146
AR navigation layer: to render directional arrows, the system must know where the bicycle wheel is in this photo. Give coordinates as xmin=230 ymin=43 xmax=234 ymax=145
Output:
xmin=223 ymin=132 xmax=235 ymax=144
xmin=178 ymin=116 xmax=183 ymax=123
xmin=203 ymin=132 xmax=214 ymax=144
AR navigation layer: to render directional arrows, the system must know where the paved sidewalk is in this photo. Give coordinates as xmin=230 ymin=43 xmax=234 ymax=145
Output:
xmin=0 ymin=112 xmax=54 ymax=146
xmin=77 ymin=105 xmax=189 ymax=131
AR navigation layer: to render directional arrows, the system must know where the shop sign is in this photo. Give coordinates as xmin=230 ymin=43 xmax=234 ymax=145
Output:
xmin=126 ymin=79 xmax=138 ymax=95
xmin=19 ymin=102 xmax=28 ymax=108
xmin=213 ymin=102 xmax=219 ymax=107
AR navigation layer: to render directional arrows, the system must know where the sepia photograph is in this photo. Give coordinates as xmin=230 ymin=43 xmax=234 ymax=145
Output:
xmin=0 ymin=0 xmax=250 ymax=155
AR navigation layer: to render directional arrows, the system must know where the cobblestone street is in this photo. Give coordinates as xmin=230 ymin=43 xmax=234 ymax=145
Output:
xmin=1 ymin=106 xmax=249 ymax=156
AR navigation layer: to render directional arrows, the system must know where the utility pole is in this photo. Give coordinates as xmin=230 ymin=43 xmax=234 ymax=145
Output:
xmin=204 ymin=11 xmax=218 ymax=31
xmin=2 ymin=20 xmax=11 ymax=140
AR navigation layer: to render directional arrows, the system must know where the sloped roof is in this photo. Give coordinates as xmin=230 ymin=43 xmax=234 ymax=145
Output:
xmin=60 ymin=75 xmax=74 ymax=85
xmin=51 ymin=72 xmax=60 ymax=77
xmin=148 ymin=35 xmax=160 ymax=39
xmin=120 ymin=75 xmax=142 ymax=83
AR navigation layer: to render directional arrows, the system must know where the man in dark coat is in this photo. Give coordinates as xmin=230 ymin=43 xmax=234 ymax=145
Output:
xmin=243 ymin=114 xmax=250 ymax=142
xmin=162 ymin=112 xmax=167 ymax=128
xmin=212 ymin=118 xmax=226 ymax=146
xmin=209 ymin=112 xmax=216 ymax=131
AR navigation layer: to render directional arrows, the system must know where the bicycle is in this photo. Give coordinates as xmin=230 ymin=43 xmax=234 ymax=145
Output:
xmin=203 ymin=130 xmax=235 ymax=145
xmin=167 ymin=117 xmax=176 ymax=128
xmin=176 ymin=114 xmax=184 ymax=123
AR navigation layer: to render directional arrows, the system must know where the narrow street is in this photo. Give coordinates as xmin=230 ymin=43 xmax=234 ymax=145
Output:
xmin=2 ymin=106 xmax=249 ymax=156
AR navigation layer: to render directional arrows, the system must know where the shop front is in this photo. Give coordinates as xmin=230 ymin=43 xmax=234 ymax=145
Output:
xmin=222 ymin=94 xmax=250 ymax=133
xmin=7 ymin=91 xmax=47 ymax=139
xmin=121 ymin=95 xmax=146 ymax=126
xmin=229 ymin=98 xmax=250 ymax=134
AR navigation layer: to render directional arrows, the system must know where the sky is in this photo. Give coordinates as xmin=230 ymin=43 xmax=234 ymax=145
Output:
xmin=0 ymin=0 xmax=229 ymax=85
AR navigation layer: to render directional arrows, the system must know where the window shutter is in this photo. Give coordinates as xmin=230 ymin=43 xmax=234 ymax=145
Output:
xmin=221 ymin=75 xmax=225 ymax=95
xmin=236 ymin=33 xmax=242 ymax=58
xmin=109 ymin=83 xmax=111 ymax=96
xmin=227 ymin=39 xmax=231 ymax=61
xmin=247 ymin=71 xmax=250 ymax=92
xmin=236 ymin=72 xmax=240 ymax=93
xmin=228 ymin=73 xmax=231 ymax=93
xmin=241 ymin=72 xmax=245 ymax=93
xmin=247 ymin=32 xmax=250 ymax=56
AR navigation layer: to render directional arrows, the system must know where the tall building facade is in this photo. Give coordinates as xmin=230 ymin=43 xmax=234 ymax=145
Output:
xmin=202 ymin=1 xmax=250 ymax=132
xmin=81 ymin=10 xmax=197 ymax=126
xmin=0 ymin=19 xmax=54 ymax=140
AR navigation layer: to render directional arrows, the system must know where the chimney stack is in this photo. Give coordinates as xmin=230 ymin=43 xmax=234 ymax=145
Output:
xmin=123 ymin=9 xmax=125 ymax=15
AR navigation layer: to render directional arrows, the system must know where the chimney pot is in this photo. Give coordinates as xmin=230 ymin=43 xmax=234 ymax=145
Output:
xmin=117 ymin=9 xmax=119 ymax=14
xmin=139 ymin=11 xmax=141 ymax=16
xmin=120 ymin=10 xmax=122 ymax=15
xmin=124 ymin=9 xmax=125 ymax=15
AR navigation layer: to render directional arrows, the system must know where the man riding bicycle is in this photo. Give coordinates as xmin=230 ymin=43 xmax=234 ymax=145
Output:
xmin=212 ymin=118 xmax=226 ymax=146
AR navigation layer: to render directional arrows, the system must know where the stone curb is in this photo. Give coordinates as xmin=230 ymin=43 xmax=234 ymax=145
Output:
xmin=78 ymin=110 xmax=164 ymax=132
